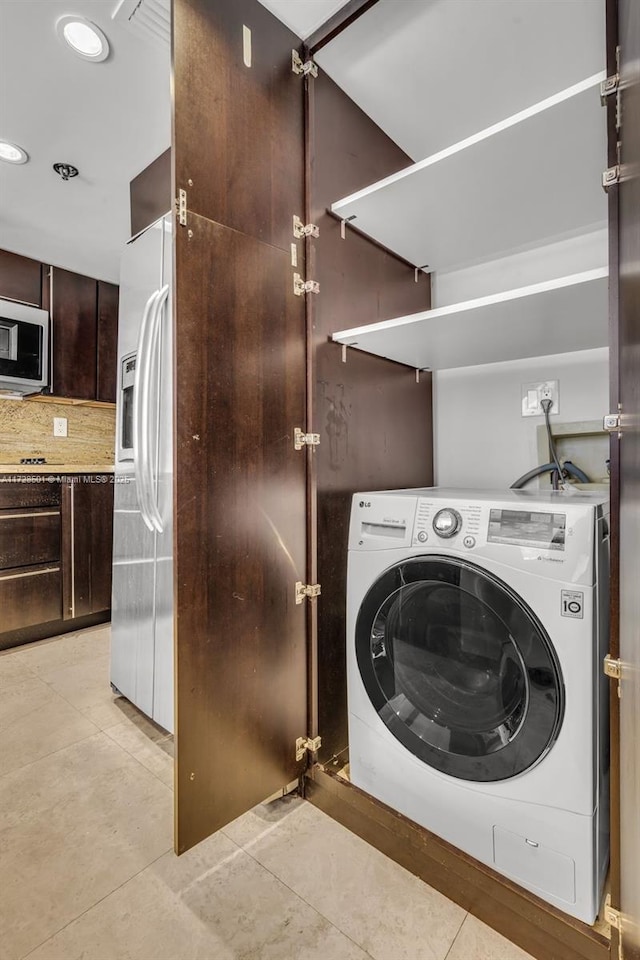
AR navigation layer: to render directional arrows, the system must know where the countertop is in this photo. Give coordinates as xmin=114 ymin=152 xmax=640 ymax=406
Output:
xmin=0 ymin=464 xmax=115 ymax=475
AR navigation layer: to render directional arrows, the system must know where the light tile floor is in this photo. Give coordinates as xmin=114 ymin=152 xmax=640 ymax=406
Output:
xmin=0 ymin=626 xmax=535 ymax=960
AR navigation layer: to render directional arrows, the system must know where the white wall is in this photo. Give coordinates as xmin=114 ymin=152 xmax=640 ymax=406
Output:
xmin=434 ymin=348 xmax=609 ymax=489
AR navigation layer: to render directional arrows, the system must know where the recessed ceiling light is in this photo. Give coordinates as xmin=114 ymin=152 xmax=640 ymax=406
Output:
xmin=56 ymin=16 xmax=110 ymax=62
xmin=0 ymin=140 xmax=28 ymax=164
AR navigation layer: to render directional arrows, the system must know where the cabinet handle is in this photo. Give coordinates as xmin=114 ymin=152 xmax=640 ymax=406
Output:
xmin=0 ymin=511 xmax=60 ymax=520
xmin=0 ymin=566 xmax=60 ymax=583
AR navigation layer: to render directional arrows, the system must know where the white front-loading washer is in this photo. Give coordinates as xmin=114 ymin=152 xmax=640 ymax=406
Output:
xmin=347 ymin=488 xmax=609 ymax=923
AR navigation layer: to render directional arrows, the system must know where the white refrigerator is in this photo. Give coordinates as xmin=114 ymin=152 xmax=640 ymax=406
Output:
xmin=111 ymin=214 xmax=174 ymax=733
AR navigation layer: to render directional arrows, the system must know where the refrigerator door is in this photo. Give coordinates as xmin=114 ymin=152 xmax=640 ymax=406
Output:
xmin=152 ymin=215 xmax=174 ymax=732
xmin=111 ymin=220 xmax=164 ymax=718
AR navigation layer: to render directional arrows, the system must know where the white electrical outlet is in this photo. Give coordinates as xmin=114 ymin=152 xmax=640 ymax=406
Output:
xmin=53 ymin=417 xmax=68 ymax=437
xmin=521 ymin=380 xmax=559 ymax=417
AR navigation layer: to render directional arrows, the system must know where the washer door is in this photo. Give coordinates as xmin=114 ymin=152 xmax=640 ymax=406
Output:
xmin=356 ymin=556 xmax=564 ymax=782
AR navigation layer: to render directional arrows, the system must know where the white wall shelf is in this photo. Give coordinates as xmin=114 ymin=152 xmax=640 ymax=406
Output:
xmin=332 ymin=268 xmax=608 ymax=371
xmin=331 ymin=75 xmax=607 ymax=274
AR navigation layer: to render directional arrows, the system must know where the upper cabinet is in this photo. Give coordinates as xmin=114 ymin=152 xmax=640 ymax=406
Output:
xmin=0 ymin=250 xmax=119 ymax=405
xmin=316 ymin=0 xmax=608 ymax=370
xmin=0 ymin=249 xmax=43 ymax=308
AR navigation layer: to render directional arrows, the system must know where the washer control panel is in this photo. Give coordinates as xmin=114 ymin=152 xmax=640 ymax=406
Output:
xmin=412 ymin=499 xmax=483 ymax=548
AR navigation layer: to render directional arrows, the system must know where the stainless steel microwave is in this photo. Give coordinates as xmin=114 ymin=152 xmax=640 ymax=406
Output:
xmin=0 ymin=298 xmax=50 ymax=394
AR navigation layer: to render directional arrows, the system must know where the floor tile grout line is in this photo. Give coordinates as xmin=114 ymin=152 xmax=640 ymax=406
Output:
xmin=101 ymin=724 xmax=174 ymax=793
xmin=229 ymin=819 xmax=381 ymax=960
xmin=19 ymin=846 xmax=173 ymax=960
xmin=0 ymin=728 xmax=101 ymax=783
xmin=442 ymin=912 xmax=470 ymax=960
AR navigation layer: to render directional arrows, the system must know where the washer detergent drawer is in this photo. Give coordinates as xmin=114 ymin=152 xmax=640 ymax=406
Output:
xmin=493 ymin=826 xmax=576 ymax=903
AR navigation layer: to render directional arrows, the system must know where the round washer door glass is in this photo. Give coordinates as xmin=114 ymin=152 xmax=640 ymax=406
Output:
xmin=356 ymin=556 xmax=564 ymax=782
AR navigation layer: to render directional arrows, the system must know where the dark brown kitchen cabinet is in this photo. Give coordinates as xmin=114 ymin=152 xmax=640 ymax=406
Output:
xmin=97 ymin=281 xmax=119 ymax=403
xmin=50 ymin=268 xmax=98 ymax=400
xmin=61 ymin=477 xmax=113 ymax=620
xmin=0 ymin=480 xmax=63 ymax=637
xmin=0 ymin=248 xmax=43 ymax=307
xmin=0 ymin=474 xmax=112 ymax=650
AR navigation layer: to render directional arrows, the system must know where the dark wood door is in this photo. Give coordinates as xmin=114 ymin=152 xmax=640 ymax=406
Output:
xmin=615 ymin=0 xmax=640 ymax=955
xmin=174 ymin=0 xmax=307 ymax=853
xmin=51 ymin=268 xmax=97 ymax=399
xmin=96 ymin=281 xmax=119 ymax=403
xmin=62 ymin=477 xmax=114 ymax=620
xmin=0 ymin=249 xmax=42 ymax=306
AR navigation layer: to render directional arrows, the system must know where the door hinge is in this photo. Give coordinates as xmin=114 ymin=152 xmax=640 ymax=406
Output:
xmin=604 ymin=655 xmax=623 ymax=699
xmin=602 ymin=165 xmax=620 ymax=190
xmin=177 ymin=188 xmax=187 ymax=226
xmin=293 ymin=215 xmax=319 ymax=239
xmin=600 ymin=74 xmax=619 ymax=104
xmin=604 ymin=895 xmax=622 ymax=931
xmin=294 ymin=427 xmax=320 ymax=450
xmin=295 ymin=581 xmax=321 ymax=604
xmin=293 ymin=273 xmax=319 ymax=296
xmin=604 ymin=411 xmax=625 ymax=438
xmin=604 ymin=654 xmax=622 ymax=680
xmin=292 ymin=50 xmax=318 ymax=78
xmin=296 ymin=735 xmax=322 ymax=761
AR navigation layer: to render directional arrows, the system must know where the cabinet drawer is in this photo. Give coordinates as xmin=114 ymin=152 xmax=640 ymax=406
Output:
xmin=0 ymin=509 xmax=60 ymax=570
xmin=0 ymin=480 xmax=60 ymax=510
xmin=0 ymin=564 xmax=62 ymax=632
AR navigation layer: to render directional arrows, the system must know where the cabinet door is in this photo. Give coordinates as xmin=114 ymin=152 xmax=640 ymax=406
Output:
xmin=97 ymin=280 xmax=119 ymax=402
xmin=63 ymin=477 xmax=114 ymax=619
xmin=0 ymin=248 xmax=42 ymax=306
xmin=174 ymin=0 xmax=307 ymax=853
xmin=51 ymin=268 xmax=97 ymax=399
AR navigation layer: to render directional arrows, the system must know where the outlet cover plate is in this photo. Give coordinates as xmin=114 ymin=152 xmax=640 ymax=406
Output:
xmin=53 ymin=417 xmax=68 ymax=437
xmin=521 ymin=380 xmax=559 ymax=417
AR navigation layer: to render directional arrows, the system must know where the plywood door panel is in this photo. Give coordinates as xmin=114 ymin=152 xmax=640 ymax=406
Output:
xmin=309 ymin=73 xmax=433 ymax=761
xmin=615 ymin=0 xmax=640 ymax=955
xmin=173 ymin=0 xmax=304 ymax=252
xmin=174 ymin=215 xmax=307 ymax=852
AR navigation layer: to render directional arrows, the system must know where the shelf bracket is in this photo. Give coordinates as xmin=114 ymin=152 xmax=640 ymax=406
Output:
xmin=340 ymin=215 xmax=357 ymax=240
xmin=292 ymin=50 xmax=318 ymax=78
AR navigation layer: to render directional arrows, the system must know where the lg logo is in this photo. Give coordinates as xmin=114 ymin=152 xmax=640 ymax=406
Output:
xmin=359 ymin=500 xmax=371 ymax=508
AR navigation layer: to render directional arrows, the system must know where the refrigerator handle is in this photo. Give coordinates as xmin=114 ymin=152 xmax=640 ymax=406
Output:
xmin=145 ymin=283 xmax=170 ymax=534
xmin=134 ymin=288 xmax=160 ymax=532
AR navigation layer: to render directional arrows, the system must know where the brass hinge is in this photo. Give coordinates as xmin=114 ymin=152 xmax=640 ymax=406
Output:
xmin=292 ymin=50 xmax=318 ymax=78
xmin=177 ymin=189 xmax=187 ymax=227
xmin=294 ymin=427 xmax=320 ymax=450
xmin=293 ymin=215 xmax=319 ymax=239
xmin=295 ymin=581 xmax=321 ymax=604
xmin=296 ymin=735 xmax=322 ymax=761
xmin=293 ymin=273 xmax=320 ymax=296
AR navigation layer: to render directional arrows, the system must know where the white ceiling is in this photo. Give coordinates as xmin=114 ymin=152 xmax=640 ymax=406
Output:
xmin=257 ymin=0 xmax=352 ymax=40
xmin=0 ymin=0 xmax=170 ymax=284
xmin=316 ymin=0 xmax=606 ymax=161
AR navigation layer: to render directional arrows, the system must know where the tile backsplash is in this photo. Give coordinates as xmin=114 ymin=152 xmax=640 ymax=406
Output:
xmin=0 ymin=399 xmax=115 ymax=465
